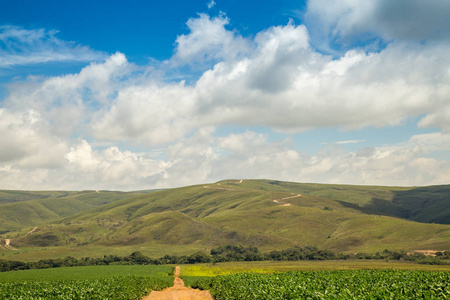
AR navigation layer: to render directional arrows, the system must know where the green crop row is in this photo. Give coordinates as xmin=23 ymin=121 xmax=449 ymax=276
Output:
xmin=192 ymin=270 xmax=450 ymax=299
xmin=0 ymin=275 xmax=169 ymax=300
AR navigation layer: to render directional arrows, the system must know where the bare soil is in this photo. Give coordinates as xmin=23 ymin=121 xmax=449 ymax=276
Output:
xmin=273 ymin=193 xmax=301 ymax=206
xmin=409 ymin=250 xmax=446 ymax=256
xmin=26 ymin=227 xmax=38 ymax=236
xmin=143 ymin=266 xmax=213 ymax=300
xmin=3 ymin=238 xmax=17 ymax=250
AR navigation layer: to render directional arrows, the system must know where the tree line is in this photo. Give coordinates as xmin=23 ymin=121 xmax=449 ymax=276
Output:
xmin=1 ymin=245 xmax=448 ymax=272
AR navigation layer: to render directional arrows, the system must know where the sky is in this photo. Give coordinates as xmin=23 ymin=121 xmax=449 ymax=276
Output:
xmin=0 ymin=0 xmax=450 ymax=190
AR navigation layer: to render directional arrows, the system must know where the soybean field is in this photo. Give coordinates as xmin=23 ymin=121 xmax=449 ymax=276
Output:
xmin=192 ymin=269 xmax=450 ymax=299
xmin=0 ymin=265 xmax=172 ymax=299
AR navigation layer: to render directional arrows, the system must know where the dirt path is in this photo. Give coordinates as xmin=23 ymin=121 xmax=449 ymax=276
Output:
xmin=273 ymin=193 xmax=302 ymax=207
xmin=4 ymin=239 xmax=17 ymax=250
xmin=26 ymin=227 xmax=38 ymax=236
xmin=143 ymin=266 xmax=213 ymax=300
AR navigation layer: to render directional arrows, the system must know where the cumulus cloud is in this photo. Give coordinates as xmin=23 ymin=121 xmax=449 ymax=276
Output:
xmin=171 ymin=14 xmax=251 ymax=66
xmin=1 ymin=11 xmax=450 ymax=189
xmin=0 ymin=128 xmax=449 ymax=190
xmin=0 ymin=108 xmax=67 ymax=168
xmin=0 ymin=26 xmax=104 ymax=69
xmin=6 ymin=14 xmax=448 ymax=147
xmin=304 ymin=0 xmax=450 ymax=51
xmin=90 ymin=81 xmax=197 ymax=145
xmin=65 ymin=140 xmax=166 ymax=189
xmin=192 ymin=38 xmax=450 ymax=132
xmin=6 ymin=52 xmax=129 ymax=136
xmin=4 ymin=14 xmax=450 ymax=147
xmin=418 ymin=107 xmax=450 ymax=133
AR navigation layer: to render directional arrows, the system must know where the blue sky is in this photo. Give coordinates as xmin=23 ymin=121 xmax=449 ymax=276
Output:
xmin=0 ymin=0 xmax=449 ymax=190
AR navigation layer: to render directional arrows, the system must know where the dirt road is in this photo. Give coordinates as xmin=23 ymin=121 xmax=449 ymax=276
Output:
xmin=1 ymin=238 xmax=17 ymax=250
xmin=273 ymin=193 xmax=301 ymax=206
xmin=143 ymin=266 xmax=213 ymax=300
xmin=26 ymin=227 xmax=38 ymax=236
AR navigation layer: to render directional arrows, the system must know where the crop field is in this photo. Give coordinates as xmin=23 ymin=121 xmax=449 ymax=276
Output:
xmin=181 ymin=260 xmax=450 ymax=278
xmin=192 ymin=270 xmax=450 ymax=299
xmin=182 ymin=261 xmax=450 ymax=299
xmin=0 ymin=265 xmax=172 ymax=299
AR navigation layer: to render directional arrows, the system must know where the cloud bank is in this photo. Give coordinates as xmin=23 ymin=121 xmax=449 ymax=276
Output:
xmin=1 ymin=3 xmax=450 ymax=190
xmin=304 ymin=0 xmax=450 ymax=52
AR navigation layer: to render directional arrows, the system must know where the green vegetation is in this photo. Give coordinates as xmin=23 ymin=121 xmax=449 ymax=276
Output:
xmin=3 ymin=246 xmax=448 ymax=273
xmin=0 ymin=276 xmax=168 ymax=299
xmin=0 ymin=190 xmax=138 ymax=232
xmin=0 ymin=264 xmax=173 ymax=282
xmin=181 ymin=260 xmax=450 ymax=279
xmin=0 ymin=265 xmax=172 ymax=299
xmin=0 ymin=190 xmax=73 ymax=205
xmin=1 ymin=180 xmax=450 ymax=261
xmin=191 ymin=270 xmax=450 ymax=299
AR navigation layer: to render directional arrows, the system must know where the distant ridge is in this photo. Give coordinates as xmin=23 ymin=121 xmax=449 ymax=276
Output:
xmin=0 ymin=180 xmax=449 ymax=260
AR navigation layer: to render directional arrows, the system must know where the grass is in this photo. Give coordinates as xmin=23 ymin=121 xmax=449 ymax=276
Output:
xmin=0 ymin=265 xmax=173 ymax=283
xmin=1 ymin=179 xmax=450 ymax=260
xmin=0 ymin=191 xmax=137 ymax=232
xmin=0 ymin=243 xmax=211 ymax=262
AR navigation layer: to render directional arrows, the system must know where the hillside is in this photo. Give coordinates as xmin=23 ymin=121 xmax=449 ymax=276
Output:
xmin=0 ymin=180 xmax=449 ymax=260
xmin=0 ymin=190 xmax=141 ymax=233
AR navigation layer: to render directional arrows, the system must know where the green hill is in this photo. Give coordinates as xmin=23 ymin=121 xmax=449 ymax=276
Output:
xmin=0 ymin=190 xmax=140 ymax=233
xmin=0 ymin=180 xmax=449 ymax=261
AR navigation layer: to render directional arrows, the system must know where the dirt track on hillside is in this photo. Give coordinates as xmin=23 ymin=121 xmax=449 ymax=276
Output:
xmin=273 ymin=193 xmax=301 ymax=206
xmin=3 ymin=238 xmax=17 ymax=250
xmin=142 ymin=266 xmax=213 ymax=300
xmin=26 ymin=227 xmax=38 ymax=235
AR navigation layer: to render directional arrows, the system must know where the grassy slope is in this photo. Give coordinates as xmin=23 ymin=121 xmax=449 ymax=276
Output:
xmin=0 ymin=191 xmax=140 ymax=232
xmin=1 ymin=180 xmax=450 ymax=260
xmin=244 ymin=180 xmax=450 ymax=224
xmin=0 ymin=190 xmax=75 ymax=205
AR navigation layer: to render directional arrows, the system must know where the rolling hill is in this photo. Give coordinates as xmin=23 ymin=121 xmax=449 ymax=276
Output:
xmin=0 ymin=180 xmax=449 ymax=261
xmin=0 ymin=190 xmax=141 ymax=233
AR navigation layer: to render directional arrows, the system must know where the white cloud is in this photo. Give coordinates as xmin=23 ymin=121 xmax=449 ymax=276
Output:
xmin=3 ymin=15 xmax=450 ymax=149
xmin=0 ymin=108 xmax=67 ymax=168
xmin=304 ymin=0 xmax=450 ymax=51
xmin=5 ymin=52 xmax=129 ymax=137
xmin=409 ymin=132 xmax=450 ymax=153
xmin=0 ymin=128 xmax=449 ymax=190
xmin=207 ymin=0 xmax=216 ymax=9
xmin=171 ymin=14 xmax=251 ymax=66
xmin=0 ymin=26 xmax=104 ymax=68
xmin=1 ymin=12 xmax=450 ymax=189
xmin=336 ymin=140 xmax=365 ymax=145
xmin=66 ymin=140 xmax=100 ymax=172
xmin=193 ymin=38 xmax=450 ymax=132
xmin=90 ymin=81 xmax=197 ymax=145
xmin=418 ymin=107 xmax=450 ymax=133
